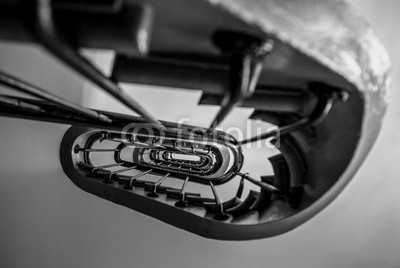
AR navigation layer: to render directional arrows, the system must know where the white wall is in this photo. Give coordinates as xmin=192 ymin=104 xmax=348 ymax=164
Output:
xmin=0 ymin=1 xmax=400 ymax=267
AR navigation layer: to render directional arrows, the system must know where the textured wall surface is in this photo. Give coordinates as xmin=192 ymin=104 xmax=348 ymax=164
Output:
xmin=0 ymin=0 xmax=399 ymax=267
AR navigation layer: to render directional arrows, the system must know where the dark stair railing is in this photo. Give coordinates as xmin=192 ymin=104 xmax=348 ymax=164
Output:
xmin=0 ymin=0 xmax=389 ymax=240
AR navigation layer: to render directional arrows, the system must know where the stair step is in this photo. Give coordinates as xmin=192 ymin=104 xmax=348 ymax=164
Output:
xmin=250 ymin=176 xmax=273 ymax=212
xmin=225 ymin=190 xmax=259 ymax=216
xmin=199 ymin=88 xmax=316 ymax=115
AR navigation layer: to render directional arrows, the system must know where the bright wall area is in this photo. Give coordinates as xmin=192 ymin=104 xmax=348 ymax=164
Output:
xmin=0 ymin=1 xmax=399 ymax=267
